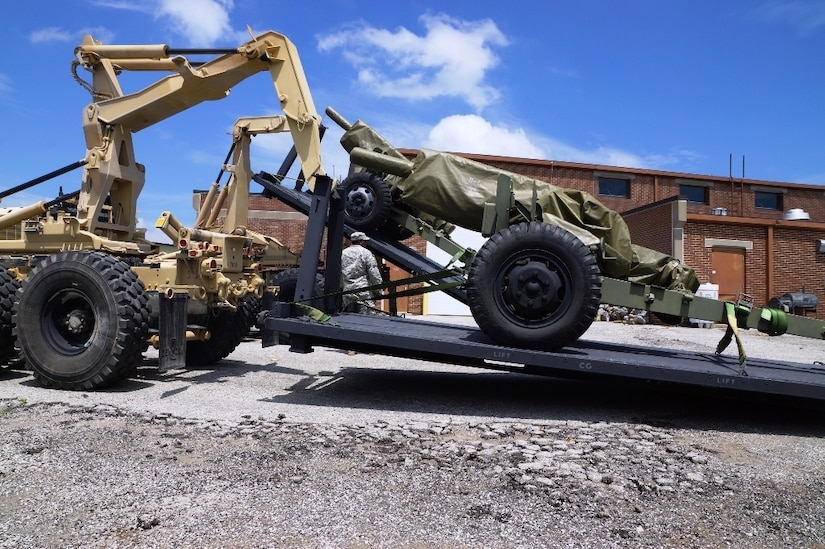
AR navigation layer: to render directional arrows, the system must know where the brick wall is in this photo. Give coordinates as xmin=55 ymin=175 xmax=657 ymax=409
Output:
xmin=773 ymin=227 xmax=823 ymax=317
xmin=684 ymin=222 xmax=766 ymax=299
xmin=622 ymin=198 xmax=678 ymax=256
xmin=683 ymin=222 xmax=824 ymax=317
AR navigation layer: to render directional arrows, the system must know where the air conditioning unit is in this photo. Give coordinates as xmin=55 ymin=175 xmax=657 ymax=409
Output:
xmin=783 ymin=208 xmax=810 ymax=221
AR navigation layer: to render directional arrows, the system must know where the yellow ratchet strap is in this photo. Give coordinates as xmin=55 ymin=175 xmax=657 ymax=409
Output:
xmin=715 ymin=301 xmax=749 ymax=375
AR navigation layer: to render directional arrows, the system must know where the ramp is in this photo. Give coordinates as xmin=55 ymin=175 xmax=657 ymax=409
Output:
xmin=266 ymin=313 xmax=825 ymax=403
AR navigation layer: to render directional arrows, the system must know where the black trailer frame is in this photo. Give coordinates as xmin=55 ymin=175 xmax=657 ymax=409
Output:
xmin=257 ymin=173 xmax=825 ymax=403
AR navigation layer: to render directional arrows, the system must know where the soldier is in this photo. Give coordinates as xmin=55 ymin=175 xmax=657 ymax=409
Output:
xmin=341 ymin=231 xmax=383 ymax=313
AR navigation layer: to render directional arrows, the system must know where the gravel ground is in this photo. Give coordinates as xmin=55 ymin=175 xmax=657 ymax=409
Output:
xmin=1 ymin=317 xmax=825 ymax=548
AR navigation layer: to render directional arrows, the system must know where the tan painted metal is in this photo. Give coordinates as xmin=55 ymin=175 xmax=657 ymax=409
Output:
xmin=2 ymin=30 xmax=329 ymax=344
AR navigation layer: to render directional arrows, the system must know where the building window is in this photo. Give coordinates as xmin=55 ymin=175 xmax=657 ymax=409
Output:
xmin=598 ymin=177 xmax=630 ymax=198
xmin=679 ymin=184 xmax=709 ymax=204
xmin=755 ymin=191 xmax=782 ymax=210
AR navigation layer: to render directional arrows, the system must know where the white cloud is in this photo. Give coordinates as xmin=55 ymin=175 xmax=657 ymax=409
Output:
xmin=156 ymin=0 xmax=234 ymax=47
xmin=91 ymin=0 xmax=234 ymax=46
xmin=755 ymin=0 xmax=825 ymax=35
xmin=29 ymin=27 xmax=74 ymax=43
xmin=421 ymin=114 xmax=694 ymax=170
xmin=318 ymin=14 xmax=508 ymax=110
xmin=425 ymin=114 xmax=544 ymax=158
xmin=0 ymin=73 xmax=10 ymax=93
xmin=29 ymin=25 xmax=115 ymax=45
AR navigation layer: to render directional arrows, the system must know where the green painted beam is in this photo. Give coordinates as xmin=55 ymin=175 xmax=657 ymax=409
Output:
xmin=601 ymin=277 xmax=825 ymax=340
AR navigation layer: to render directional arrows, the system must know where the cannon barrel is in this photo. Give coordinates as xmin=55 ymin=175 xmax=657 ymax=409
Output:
xmin=325 ymin=106 xmax=352 ymax=131
xmin=350 ymin=146 xmax=414 ymax=178
xmin=0 ymin=202 xmax=47 ymax=231
xmin=156 ymin=211 xmax=185 ymax=242
xmin=180 ymin=227 xmax=218 ymax=244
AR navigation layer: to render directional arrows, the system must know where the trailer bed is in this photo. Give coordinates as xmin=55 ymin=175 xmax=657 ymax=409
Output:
xmin=266 ymin=313 xmax=825 ymax=402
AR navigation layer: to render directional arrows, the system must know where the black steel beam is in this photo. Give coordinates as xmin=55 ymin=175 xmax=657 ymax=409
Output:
xmin=253 ymin=171 xmax=468 ymax=304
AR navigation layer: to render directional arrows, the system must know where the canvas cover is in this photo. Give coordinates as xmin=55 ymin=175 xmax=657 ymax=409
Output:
xmin=339 ymin=120 xmax=699 ymax=292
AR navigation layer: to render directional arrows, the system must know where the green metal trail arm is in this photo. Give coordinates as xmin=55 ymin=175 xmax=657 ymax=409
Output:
xmin=601 ymin=277 xmax=825 ymax=341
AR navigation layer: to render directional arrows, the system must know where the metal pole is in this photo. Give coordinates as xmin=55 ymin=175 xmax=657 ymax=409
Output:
xmin=0 ymin=160 xmax=87 ymax=201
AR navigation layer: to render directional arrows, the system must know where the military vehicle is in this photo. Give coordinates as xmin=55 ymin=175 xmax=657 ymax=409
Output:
xmin=2 ymin=28 xmax=823 ymax=402
xmin=0 ymin=30 xmax=330 ymax=389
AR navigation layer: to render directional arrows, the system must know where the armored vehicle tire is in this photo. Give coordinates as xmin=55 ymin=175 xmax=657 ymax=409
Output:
xmin=467 ymin=221 xmax=602 ymax=350
xmin=185 ymin=299 xmax=253 ymax=366
xmin=339 ymin=172 xmax=392 ymax=231
xmin=0 ymin=266 xmax=21 ymax=366
xmin=13 ymin=251 xmax=149 ymax=390
xmin=240 ymin=294 xmax=261 ymax=330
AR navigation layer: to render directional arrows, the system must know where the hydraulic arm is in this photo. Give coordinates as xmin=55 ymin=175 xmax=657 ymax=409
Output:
xmin=72 ymin=29 xmax=326 ymax=240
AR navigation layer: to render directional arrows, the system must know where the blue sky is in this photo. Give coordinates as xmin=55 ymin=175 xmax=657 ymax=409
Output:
xmin=2 ymin=0 xmax=824 ymax=242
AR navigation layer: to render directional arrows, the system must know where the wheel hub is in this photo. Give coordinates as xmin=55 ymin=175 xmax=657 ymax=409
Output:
xmin=44 ymin=290 xmax=96 ymax=351
xmin=345 ymin=186 xmax=375 ymax=219
xmin=63 ymin=308 xmax=92 ymax=334
xmin=505 ymin=262 xmax=562 ymax=319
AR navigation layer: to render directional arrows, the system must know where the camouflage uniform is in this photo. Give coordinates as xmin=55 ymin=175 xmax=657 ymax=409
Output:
xmin=341 ymin=241 xmax=383 ymax=313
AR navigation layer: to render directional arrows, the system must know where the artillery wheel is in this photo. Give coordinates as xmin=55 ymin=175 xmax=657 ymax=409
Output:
xmin=467 ymin=222 xmax=602 ymax=350
xmin=338 ymin=172 xmax=392 ymax=231
xmin=0 ymin=266 xmax=20 ymax=366
xmin=185 ymin=299 xmax=253 ymax=366
xmin=13 ymin=251 xmax=149 ymax=390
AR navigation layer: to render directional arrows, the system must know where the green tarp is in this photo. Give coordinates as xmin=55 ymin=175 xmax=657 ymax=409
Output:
xmin=339 ymin=119 xmax=699 ymax=293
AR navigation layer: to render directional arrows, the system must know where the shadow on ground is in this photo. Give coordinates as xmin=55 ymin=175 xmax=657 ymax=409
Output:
xmin=259 ymin=357 xmax=825 ymax=436
xmin=4 ymin=337 xmax=823 ymax=437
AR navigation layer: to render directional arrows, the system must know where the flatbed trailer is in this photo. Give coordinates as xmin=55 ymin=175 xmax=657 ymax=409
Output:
xmin=264 ymin=312 xmax=825 ymax=402
xmin=257 ymin=173 xmax=825 ymax=403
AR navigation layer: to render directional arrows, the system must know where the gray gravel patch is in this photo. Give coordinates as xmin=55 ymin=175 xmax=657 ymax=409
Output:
xmin=1 ymin=318 xmax=825 ymax=547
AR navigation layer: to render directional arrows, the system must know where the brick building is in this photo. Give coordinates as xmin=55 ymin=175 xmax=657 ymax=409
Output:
xmin=198 ymin=154 xmax=825 ymax=318
xmin=443 ymin=153 xmax=825 ymax=318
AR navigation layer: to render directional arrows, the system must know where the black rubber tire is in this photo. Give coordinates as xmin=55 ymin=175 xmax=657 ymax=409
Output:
xmin=268 ymin=268 xmax=326 ymax=343
xmin=467 ymin=222 xmax=602 ymax=350
xmin=270 ymin=268 xmax=326 ymax=308
xmin=13 ymin=251 xmax=149 ymax=390
xmin=338 ymin=172 xmax=393 ymax=231
xmin=185 ymin=299 xmax=253 ymax=366
xmin=0 ymin=266 xmax=20 ymax=366
xmin=241 ymin=295 xmax=261 ymax=330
